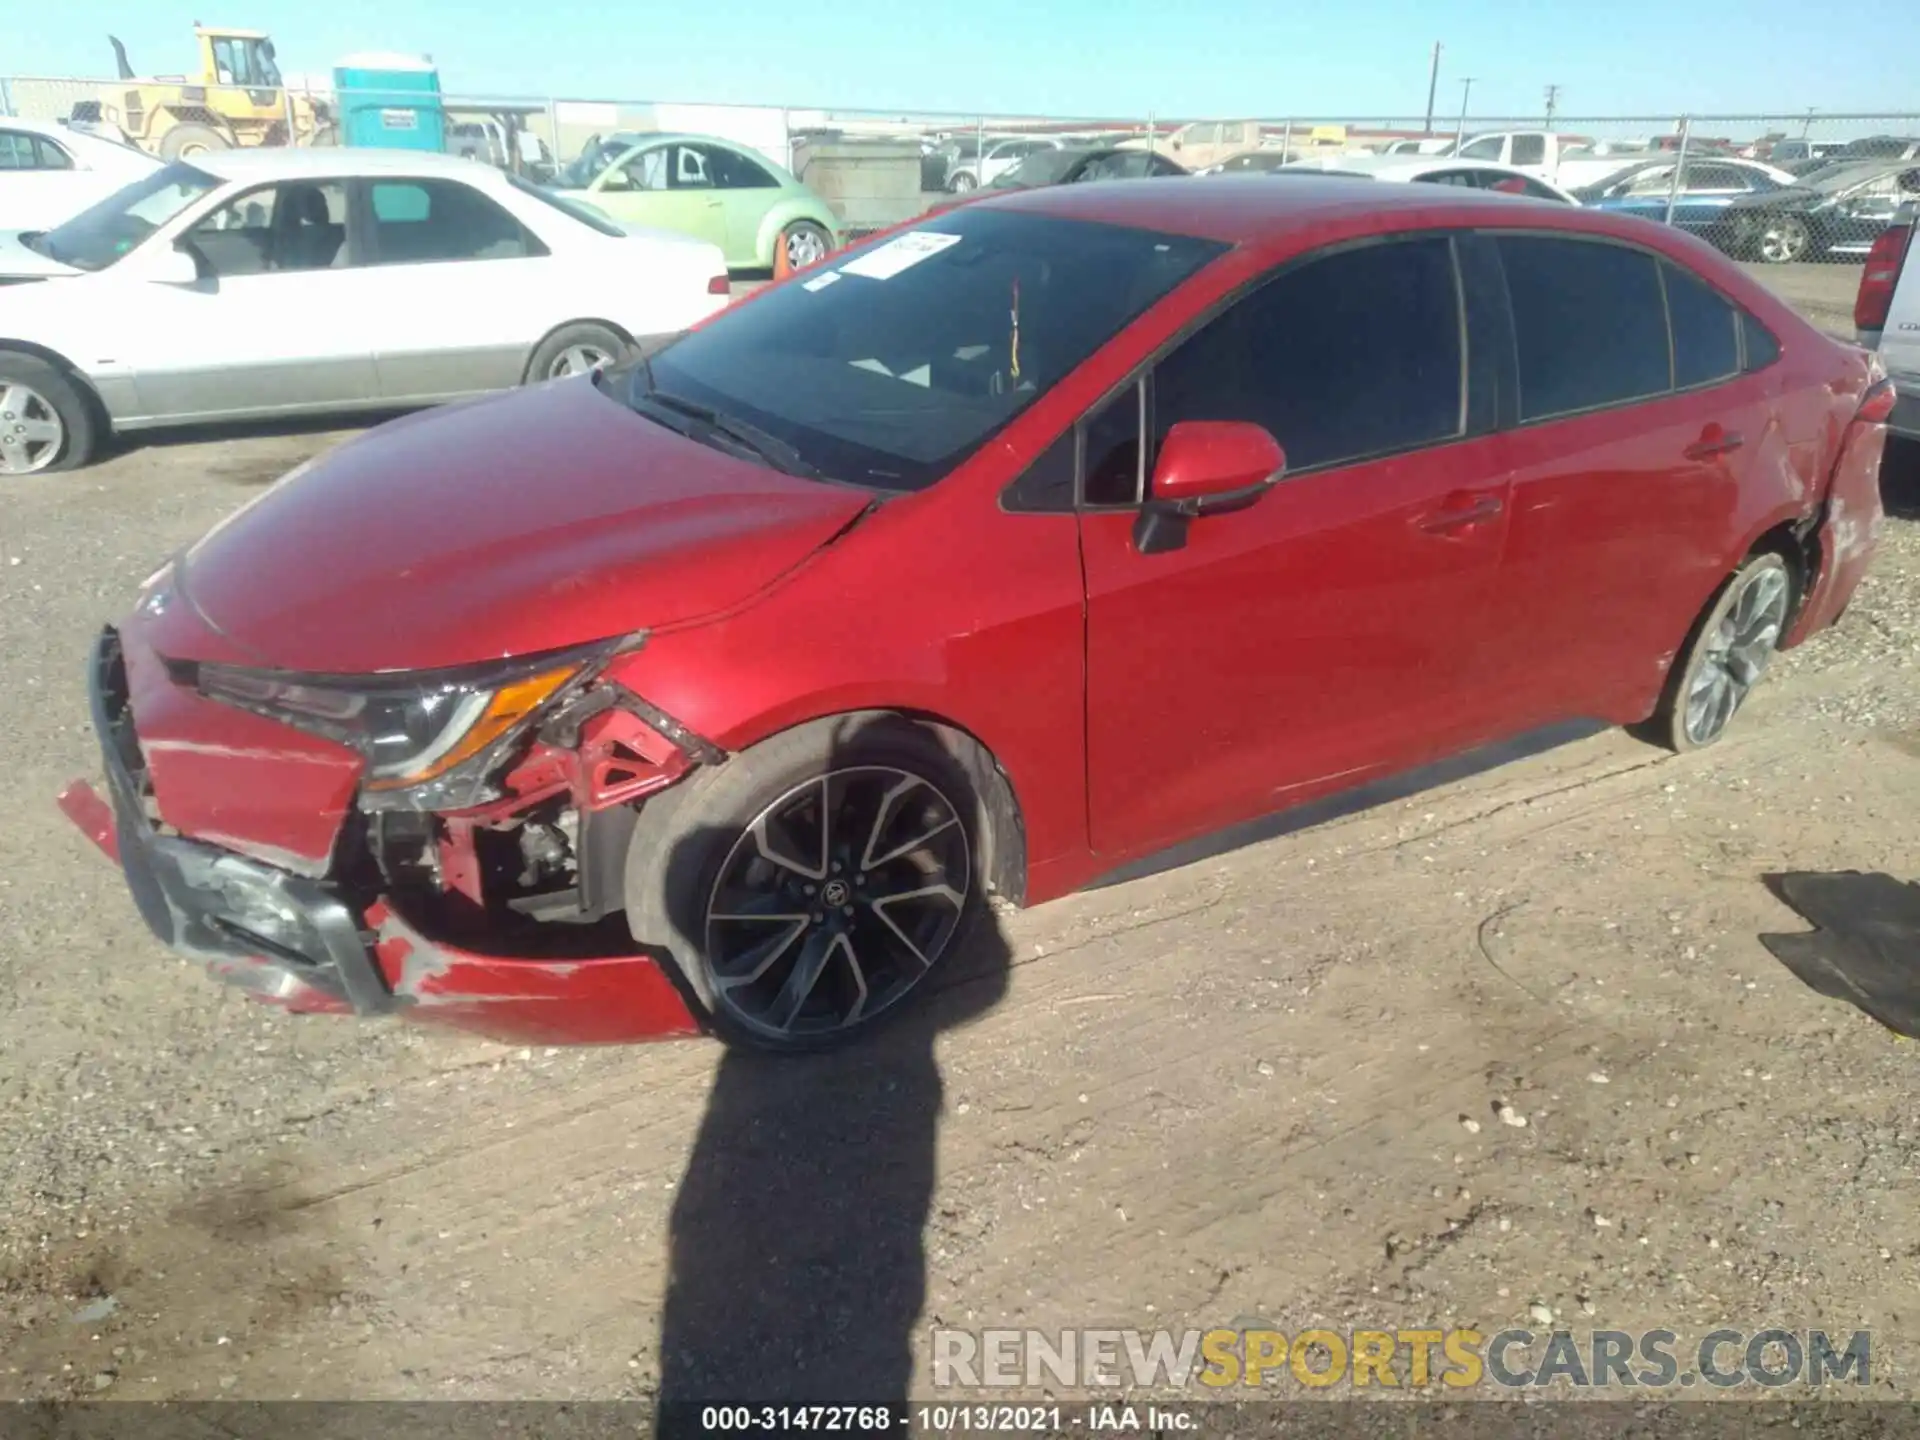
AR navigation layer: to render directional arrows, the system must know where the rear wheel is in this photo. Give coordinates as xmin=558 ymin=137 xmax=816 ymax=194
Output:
xmin=625 ymin=715 xmax=986 ymax=1052
xmin=159 ymin=122 xmax=231 ymax=161
xmin=0 ymin=354 xmax=97 ymax=477
xmin=948 ymin=170 xmax=977 ymax=193
xmin=525 ymin=322 xmax=627 ymax=383
xmin=1648 ymin=553 xmax=1793 ymax=752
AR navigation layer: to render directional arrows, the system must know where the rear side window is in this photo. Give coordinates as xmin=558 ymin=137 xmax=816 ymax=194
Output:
xmin=366 ymin=179 xmax=548 ymax=264
xmin=1663 ymin=261 xmax=1740 ymax=388
xmin=1149 ymin=236 xmax=1464 ymax=474
xmin=1498 ymin=235 xmax=1669 ymax=421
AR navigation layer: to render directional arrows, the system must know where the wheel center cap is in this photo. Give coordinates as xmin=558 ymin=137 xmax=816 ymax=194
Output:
xmin=822 ymin=879 xmax=851 ymax=907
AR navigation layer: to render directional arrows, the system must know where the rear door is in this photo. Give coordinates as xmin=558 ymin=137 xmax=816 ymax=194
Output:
xmin=350 ymin=176 xmax=559 ymax=401
xmin=1879 ymin=211 xmax=1920 ymax=387
xmin=120 ymin=178 xmax=378 ymax=420
xmin=1482 ymin=234 xmax=1780 ymax=728
xmin=1080 ymin=233 xmax=1514 ymax=859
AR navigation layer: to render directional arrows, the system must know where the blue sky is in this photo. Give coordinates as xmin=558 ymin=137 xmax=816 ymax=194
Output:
xmin=15 ymin=0 xmax=1918 ymax=122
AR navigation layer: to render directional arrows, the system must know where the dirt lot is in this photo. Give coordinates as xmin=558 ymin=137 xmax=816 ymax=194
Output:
xmin=3 ymin=262 xmax=1918 ymax=1404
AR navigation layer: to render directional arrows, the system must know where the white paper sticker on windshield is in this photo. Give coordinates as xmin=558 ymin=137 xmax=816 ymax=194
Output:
xmin=839 ymin=230 xmax=962 ymax=280
xmin=801 ymin=271 xmax=841 ymax=292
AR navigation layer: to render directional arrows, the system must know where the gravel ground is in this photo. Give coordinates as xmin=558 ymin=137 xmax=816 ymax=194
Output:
xmin=1 ymin=263 xmax=1916 ymax=1405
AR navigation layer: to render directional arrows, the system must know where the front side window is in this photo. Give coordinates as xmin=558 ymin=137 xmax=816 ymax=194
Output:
xmin=1460 ymin=135 xmax=1504 ymax=161
xmin=1151 ymin=236 xmax=1464 ymax=475
xmin=365 ymin=179 xmax=544 ymax=264
xmin=606 ymin=145 xmax=670 ymax=193
xmin=187 ymin=179 xmax=348 ymax=276
xmin=639 ymin=210 xmax=1225 ymax=491
xmin=34 ymin=162 xmax=221 ymax=270
xmin=1498 ymin=235 xmax=1670 ymax=421
xmin=673 ymin=144 xmax=712 ymax=189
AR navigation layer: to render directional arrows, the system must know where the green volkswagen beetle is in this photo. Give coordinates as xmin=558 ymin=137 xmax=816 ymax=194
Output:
xmin=550 ymin=132 xmax=840 ymax=273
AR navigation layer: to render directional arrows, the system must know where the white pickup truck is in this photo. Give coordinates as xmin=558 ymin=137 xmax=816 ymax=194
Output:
xmin=1857 ymin=202 xmax=1920 ymax=439
xmin=1449 ymin=130 xmax=1659 ymax=190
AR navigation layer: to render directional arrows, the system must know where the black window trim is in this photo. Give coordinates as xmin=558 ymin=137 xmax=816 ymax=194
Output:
xmin=1002 ymin=221 xmax=1786 ymax=517
xmin=1065 ymin=229 xmax=1475 ymax=515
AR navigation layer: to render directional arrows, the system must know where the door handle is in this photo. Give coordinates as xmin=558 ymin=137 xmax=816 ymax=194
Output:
xmin=1417 ymin=493 xmax=1504 ymax=534
xmin=1684 ymin=430 xmax=1745 ymax=461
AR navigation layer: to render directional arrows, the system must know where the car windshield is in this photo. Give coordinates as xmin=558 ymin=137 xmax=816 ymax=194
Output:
xmin=633 ymin=209 xmax=1226 ymax=492
xmin=34 ymin=162 xmax=220 ymax=270
xmin=990 ymin=150 xmax=1085 ymax=188
xmin=555 ymin=135 xmax=635 ymax=189
xmin=1805 ymin=163 xmax=1904 ymax=194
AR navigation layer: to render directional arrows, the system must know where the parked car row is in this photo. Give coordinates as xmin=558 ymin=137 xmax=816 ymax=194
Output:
xmin=0 ymin=148 xmax=734 ymax=475
xmin=53 ymin=173 xmax=1891 ymax=1048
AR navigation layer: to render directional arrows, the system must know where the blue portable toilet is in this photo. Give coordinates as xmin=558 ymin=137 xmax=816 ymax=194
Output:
xmin=333 ymin=52 xmax=445 ymax=153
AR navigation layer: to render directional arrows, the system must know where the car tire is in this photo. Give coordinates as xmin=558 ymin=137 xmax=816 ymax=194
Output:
xmin=0 ymin=352 xmax=99 ymax=477
xmin=1756 ymin=214 xmax=1811 ymax=264
xmin=624 ymin=713 xmax=990 ymax=1053
xmin=1644 ymin=552 xmax=1795 ymax=753
xmin=779 ymin=220 xmax=833 ymax=273
xmin=948 ymin=171 xmax=977 ymax=193
xmin=524 ymin=322 xmax=629 ymax=384
xmin=159 ymin=122 xmax=231 ymax=161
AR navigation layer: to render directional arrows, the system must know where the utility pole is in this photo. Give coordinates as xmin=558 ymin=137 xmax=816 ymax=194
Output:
xmin=1543 ymin=83 xmax=1561 ymax=130
xmin=1423 ymin=43 xmax=1443 ymax=136
xmin=1454 ymin=77 xmax=1475 ymax=149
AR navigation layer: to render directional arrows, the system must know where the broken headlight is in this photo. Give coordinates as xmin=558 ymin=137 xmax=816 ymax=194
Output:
xmin=193 ymin=640 xmax=621 ymax=809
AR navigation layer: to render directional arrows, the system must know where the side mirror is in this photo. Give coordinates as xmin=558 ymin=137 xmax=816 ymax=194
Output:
xmin=146 ymin=243 xmax=203 ymax=286
xmin=1132 ymin=420 xmax=1285 ymax=555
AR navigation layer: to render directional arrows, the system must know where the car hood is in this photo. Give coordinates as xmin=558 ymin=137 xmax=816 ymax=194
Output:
xmin=0 ymin=232 xmax=80 ymax=281
xmin=174 ymin=376 xmax=873 ymax=674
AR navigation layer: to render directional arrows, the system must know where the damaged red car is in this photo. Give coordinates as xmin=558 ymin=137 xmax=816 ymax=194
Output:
xmin=61 ymin=179 xmax=1891 ymax=1050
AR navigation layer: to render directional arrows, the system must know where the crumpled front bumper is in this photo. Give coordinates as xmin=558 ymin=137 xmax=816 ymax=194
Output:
xmin=60 ymin=627 xmax=703 ymax=1046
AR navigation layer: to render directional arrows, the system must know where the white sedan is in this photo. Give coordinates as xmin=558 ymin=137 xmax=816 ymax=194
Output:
xmin=1276 ymin=153 xmax=1581 ymax=204
xmin=0 ymin=148 xmax=732 ymax=475
xmin=0 ymin=117 xmax=160 ymax=233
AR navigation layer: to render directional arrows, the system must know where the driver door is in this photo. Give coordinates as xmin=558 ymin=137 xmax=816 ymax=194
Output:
xmin=592 ymin=142 xmax=727 ymax=249
xmin=120 ymin=180 xmax=379 ymax=421
xmin=1078 ymin=235 xmax=1512 ymax=860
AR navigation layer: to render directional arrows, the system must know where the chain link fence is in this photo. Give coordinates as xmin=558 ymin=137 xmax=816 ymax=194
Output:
xmin=6 ymin=74 xmax=1917 ymax=254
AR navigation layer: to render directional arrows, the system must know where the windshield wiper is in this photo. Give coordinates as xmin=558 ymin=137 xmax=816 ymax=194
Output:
xmin=628 ymin=383 xmax=824 ymax=481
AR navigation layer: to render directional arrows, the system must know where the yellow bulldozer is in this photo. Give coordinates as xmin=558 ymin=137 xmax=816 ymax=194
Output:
xmin=68 ymin=25 xmax=336 ymax=160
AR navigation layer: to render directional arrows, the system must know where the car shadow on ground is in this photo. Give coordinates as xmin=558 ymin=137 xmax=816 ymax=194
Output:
xmin=652 ymin=724 xmax=1013 ymax=1426
xmin=101 ymin=411 xmax=407 ymax=481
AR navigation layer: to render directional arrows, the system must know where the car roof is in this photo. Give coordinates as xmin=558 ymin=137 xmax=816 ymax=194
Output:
xmin=972 ymin=173 xmax=1614 ymax=247
xmin=184 ymin=147 xmax=514 ymax=184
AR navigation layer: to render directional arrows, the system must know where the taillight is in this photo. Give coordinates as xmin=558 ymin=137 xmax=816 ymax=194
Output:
xmin=707 ymin=274 xmax=731 ymax=296
xmin=1856 ymin=377 xmax=1898 ymax=425
xmin=1854 ymin=225 xmax=1911 ymax=331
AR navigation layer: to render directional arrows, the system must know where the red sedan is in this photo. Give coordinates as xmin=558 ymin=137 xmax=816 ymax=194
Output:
xmin=60 ymin=178 xmax=1891 ymax=1050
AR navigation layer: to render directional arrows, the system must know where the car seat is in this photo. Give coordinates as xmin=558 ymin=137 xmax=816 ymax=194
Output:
xmin=272 ymin=185 xmax=344 ymax=271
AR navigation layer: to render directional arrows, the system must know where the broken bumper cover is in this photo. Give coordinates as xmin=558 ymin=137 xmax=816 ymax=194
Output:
xmin=59 ymin=628 xmax=703 ymax=1045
